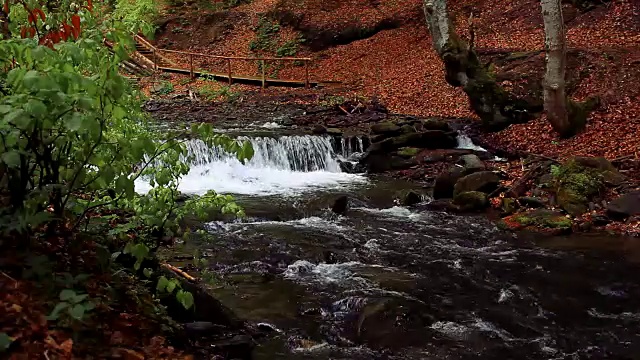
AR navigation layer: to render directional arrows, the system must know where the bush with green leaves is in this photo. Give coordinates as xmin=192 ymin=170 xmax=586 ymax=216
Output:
xmin=0 ymin=0 xmax=253 ymax=289
xmin=111 ymin=0 xmax=159 ymax=35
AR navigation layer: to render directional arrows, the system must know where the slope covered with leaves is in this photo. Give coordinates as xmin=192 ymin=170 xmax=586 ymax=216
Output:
xmin=153 ymin=0 xmax=639 ymax=158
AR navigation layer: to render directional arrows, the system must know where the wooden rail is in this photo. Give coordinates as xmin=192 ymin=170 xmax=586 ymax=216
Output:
xmin=133 ymin=34 xmax=315 ymax=88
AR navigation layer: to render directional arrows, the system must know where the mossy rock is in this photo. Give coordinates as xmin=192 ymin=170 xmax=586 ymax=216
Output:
xmin=397 ymin=147 xmax=421 ymax=158
xmin=370 ymin=122 xmax=401 ymax=134
xmin=551 ymin=159 xmax=606 ymax=216
xmin=453 ymin=191 xmax=489 ymax=212
xmin=500 ymin=209 xmax=572 ymax=235
xmin=326 ymin=128 xmax=342 ymax=136
xmin=501 ymin=197 xmax=518 ymax=216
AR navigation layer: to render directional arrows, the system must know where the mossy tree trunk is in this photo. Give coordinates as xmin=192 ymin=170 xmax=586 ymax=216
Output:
xmin=422 ymin=0 xmax=538 ymax=131
xmin=541 ymin=0 xmax=572 ymax=137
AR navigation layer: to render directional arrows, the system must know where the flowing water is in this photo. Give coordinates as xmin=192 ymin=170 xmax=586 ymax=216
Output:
xmin=140 ymin=134 xmax=640 ymax=359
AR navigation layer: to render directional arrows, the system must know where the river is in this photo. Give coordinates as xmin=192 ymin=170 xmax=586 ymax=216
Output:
xmin=136 ymin=128 xmax=640 ymax=359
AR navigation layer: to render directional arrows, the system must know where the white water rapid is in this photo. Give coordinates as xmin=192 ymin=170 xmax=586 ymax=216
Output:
xmin=135 ymin=135 xmax=366 ymax=196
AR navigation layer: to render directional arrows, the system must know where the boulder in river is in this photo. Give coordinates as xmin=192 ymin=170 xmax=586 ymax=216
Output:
xmin=332 ymin=195 xmax=349 ymax=215
xmin=397 ymin=147 xmax=421 ymax=158
xmin=551 ymin=159 xmax=607 ymax=216
xmin=453 ymin=171 xmax=500 ymax=197
xmin=400 ymin=190 xmax=423 ymax=206
xmin=458 ymin=154 xmax=486 ymax=174
xmin=421 ymin=118 xmax=452 ymax=132
xmin=360 ymin=153 xmax=418 ymax=173
xmin=367 ymin=131 xmax=457 ymax=154
xmin=433 ymin=166 xmax=465 ymax=199
xmin=606 ymin=191 xmax=640 ymax=220
xmin=452 ymin=191 xmax=489 ymax=212
xmin=370 ymin=122 xmax=401 ymax=135
xmin=312 ymin=124 xmax=327 ymax=134
xmin=518 ymin=196 xmax=546 ymax=208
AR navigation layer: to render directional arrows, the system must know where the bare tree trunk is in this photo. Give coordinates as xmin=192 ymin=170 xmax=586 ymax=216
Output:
xmin=422 ymin=0 xmax=538 ymax=131
xmin=541 ymin=0 xmax=572 ymax=136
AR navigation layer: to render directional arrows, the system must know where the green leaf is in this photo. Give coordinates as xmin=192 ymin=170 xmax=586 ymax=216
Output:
xmin=5 ymin=110 xmax=31 ymax=129
xmin=24 ymin=99 xmax=47 ymax=119
xmin=72 ymin=294 xmax=89 ymax=304
xmin=0 ymin=332 xmax=14 ymax=352
xmin=69 ymin=304 xmax=85 ymax=320
xmin=156 ymin=276 xmax=169 ymax=292
xmin=143 ymin=268 xmax=153 ymax=278
xmin=64 ymin=112 xmax=84 ymax=131
xmin=22 ymin=70 xmax=40 ymax=89
xmin=47 ymin=302 xmax=68 ymax=321
xmin=166 ymin=280 xmax=177 ymax=293
xmin=1 ymin=151 xmax=21 ymax=168
xmin=59 ymin=289 xmax=76 ymax=301
xmin=177 ymin=290 xmax=194 ymax=310
xmin=111 ymin=251 xmax=121 ymax=261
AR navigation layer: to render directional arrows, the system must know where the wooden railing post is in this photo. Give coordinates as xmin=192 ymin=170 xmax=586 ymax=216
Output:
xmin=227 ymin=58 xmax=232 ymax=85
xmin=261 ymin=60 xmax=266 ymax=89
xmin=153 ymin=48 xmax=158 ymax=71
xmin=189 ymin=53 xmax=194 ymax=79
xmin=305 ymin=59 xmax=310 ymax=89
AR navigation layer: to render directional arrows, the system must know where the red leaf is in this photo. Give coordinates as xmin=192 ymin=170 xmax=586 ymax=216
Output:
xmin=27 ymin=13 xmax=34 ymax=24
xmin=35 ymin=8 xmax=46 ymax=21
xmin=71 ymin=14 xmax=81 ymax=31
xmin=86 ymin=0 xmax=93 ymax=11
xmin=20 ymin=27 xmax=27 ymax=38
xmin=3 ymin=0 xmax=9 ymax=14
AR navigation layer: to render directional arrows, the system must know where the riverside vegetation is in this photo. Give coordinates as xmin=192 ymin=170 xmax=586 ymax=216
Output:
xmin=0 ymin=0 xmax=255 ymax=357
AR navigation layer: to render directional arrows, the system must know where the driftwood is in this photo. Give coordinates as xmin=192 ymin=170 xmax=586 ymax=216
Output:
xmin=162 ymin=262 xmax=196 ymax=282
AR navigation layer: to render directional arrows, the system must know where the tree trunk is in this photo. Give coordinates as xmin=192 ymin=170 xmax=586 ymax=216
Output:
xmin=541 ymin=0 xmax=572 ymax=136
xmin=422 ymin=0 xmax=539 ymax=131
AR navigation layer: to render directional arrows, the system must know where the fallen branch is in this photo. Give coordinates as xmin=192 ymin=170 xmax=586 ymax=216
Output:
xmin=611 ymin=154 xmax=635 ymax=163
xmin=161 ymin=263 xmax=196 ymax=282
xmin=338 ymin=105 xmax=351 ymax=116
xmin=505 ymin=162 xmax=548 ymax=198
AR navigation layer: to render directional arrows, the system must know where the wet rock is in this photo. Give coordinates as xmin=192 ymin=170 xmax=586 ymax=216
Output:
xmin=606 ymin=191 xmax=640 ymax=220
xmin=518 ymin=196 xmax=546 ymax=208
xmin=500 ymin=209 xmax=572 ymax=235
xmin=421 ymin=118 xmax=452 ymax=132
xmin=366 ymin=130 xmax=457 ymax=154
xmin=311 ymin=124 xmax=327 ymax=134
xmin=183 ymin=321 xmax=225 ymax=337
xmin=401 ymin=190 xmax=423 ymax=206
xmin=360 ymin=153 xmax=417 ymax=173
xmin=397 ymin=147 xmax=421 ymax=158
xmin=400 ymin=124 xmax=416 ymax=134
xmin=331 ymin=195 xmax=349 ymax=215
xmin=370 ymin=121 xmax=401 ymax=134
xmin=421 ymin=199 xmax=455 ymax=211
xmin=459 ymin=154 xmax=486 ymax=174
xmin=326 ymin=127 xmax=342 ymax=136
xmin=209 ymin=334 xmax=254 ymax=358
xmin=433 ymin=166 xmax=465 ymax=199
xmin=452 ymin=191 xmax=489 ymax=212
xmin=453 ymin=171 xmax=500 ymax=197
xmin=571 ymin=156 xmax=616 ymax=171
xmin=592 ymin=214 xmax=611 ymax=226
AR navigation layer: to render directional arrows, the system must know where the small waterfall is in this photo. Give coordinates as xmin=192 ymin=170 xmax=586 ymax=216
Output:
xmin=187 ymin=135 xmax=341 ymax=172
xmin=136 ymin=135 xmax=366 ymax=195
xmin=336 ymin=136 xmax=367 ymax=159
xmin=455 ymin=133 xmax=488 ymax=152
